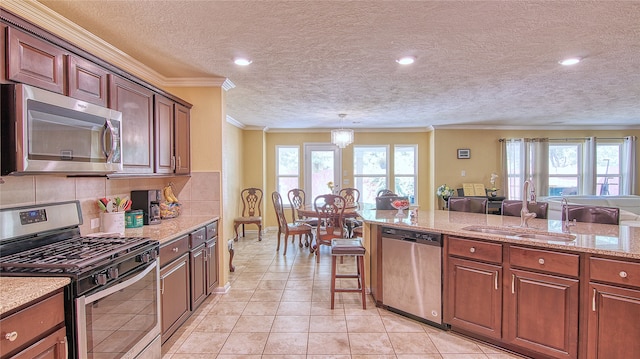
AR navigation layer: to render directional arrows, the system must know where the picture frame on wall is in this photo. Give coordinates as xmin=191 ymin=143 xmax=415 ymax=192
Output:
xmin=457 ymin=148 xmax=470 ymax=159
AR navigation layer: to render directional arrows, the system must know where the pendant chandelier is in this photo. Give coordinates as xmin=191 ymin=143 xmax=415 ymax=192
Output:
xmin=331 ymin=114 xmax=354 ymax=149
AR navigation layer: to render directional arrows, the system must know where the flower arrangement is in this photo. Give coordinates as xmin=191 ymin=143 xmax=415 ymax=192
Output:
xmin=489 ymin=173 xmax=499 ymax=192
xmin=436 ymin=184 xmax=455 ymax=199
xmin=327 ymin=181 xmax=334 ymax=191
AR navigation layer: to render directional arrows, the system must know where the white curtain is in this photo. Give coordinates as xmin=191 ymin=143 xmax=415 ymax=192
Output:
xmin=524 ymin=138 xmax=549 ymax=199
xmin=502 ymin=139 xmax=522 ymax=199
xmin=582 ymin=137 xmax=597 ymax=195
xmin=621 ymin=136 xmax=637 ymax=195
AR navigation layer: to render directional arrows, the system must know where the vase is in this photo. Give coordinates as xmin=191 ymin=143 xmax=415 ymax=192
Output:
xmin=442 ymin=196 xmax=449 ymax=210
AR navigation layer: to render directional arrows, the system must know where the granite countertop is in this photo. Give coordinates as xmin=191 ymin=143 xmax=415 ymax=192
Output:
xmin=359 ymin=208 xmax=640 ymax=260
xmin=0 ymin=277 xmax=70 ymax=316
xmin=121 ymin=215 xmax=219 ymax=245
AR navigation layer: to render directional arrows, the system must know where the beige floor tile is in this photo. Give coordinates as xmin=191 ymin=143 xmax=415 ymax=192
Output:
xmin=429 ymin=332 xmax=485 ymax=354
xmin=261 ymin=272 xmax=291 ymax=280
xmin=257 ymin=279 xmax=287 ymax=290
xmin=194 ymin=314 xmax=239 ymax=332
xmin=276 ymin=301 xmax=312 ymax=316
xmin=215 ymin=355 xmax=262 ymax=359
xmin=310 ymin=300 xmax=345 ymax=316
xmin=271 ymin=315 xmax=310 ymax=333
xmin=218 ymin=289 xmax=255 ymax=302
xmin=381 ymin=314 xmax=428 ymax=332
xmin=346 ymin=315 xmax=386 ymax=333
xmin=242 ymin=301 xmax=280 ymax=316
xmin=348 ymin=332 xmax=395 ymax=355
xmin=261 ymin=355 xmax=306 ymax=359
xmin=351 ymin=356 xmax=398 ymax=359
xmin=396 ymin=355 xmax=443 ymax=359
xmin=249 ymin=289 xmax=284 ymax=302
xmin=207 ymin=301 xmax=247 ymax=316
xmin=285 ymin=280 xmax=314 ymax=290
xmin=388 ymin=332 xmax=439 ymax=354
xmin=309 ymin=315 xmax=347 ymax=333
xmin=263 ymin=332 xmax=308 ymax=355
xmin=232 ymin=315 xmax=275 ymax=332
xmin=175 ymin=331 xmax=228 ymax=354
xmin=219 ymin=332 xmax=269 ymax=355
xmin=307 ymin=355 xmax=351 ymax=359
xmin=281 ymin=289 xmax=313 ymax=302
xmin=440 ymin=354 xmax=489 ymax=359
xmin=307 ymin=332 xmax=351 ymax=355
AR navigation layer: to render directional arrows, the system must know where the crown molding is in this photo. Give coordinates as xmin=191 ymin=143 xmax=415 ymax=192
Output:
xmin=265 ymin=127 xmax=433 ymax=133
xmin=432 ymin=124 xmax=640 ymax=131
xmin=225 ymin=115 xmax=245 ymax=129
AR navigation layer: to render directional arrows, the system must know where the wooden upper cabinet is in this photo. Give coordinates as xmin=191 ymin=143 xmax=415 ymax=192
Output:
xmin=109 ymin=75 xmax=154 ymax=174
xmin=154 ymin=95 xmax=175 ymax=174
xmin=174 ymin=103 xmax=191 ymax=174
xmin=67 ymin=55 xmax=108 ymax=106
xmin=6 ymin=27 xmax=65 ymax=93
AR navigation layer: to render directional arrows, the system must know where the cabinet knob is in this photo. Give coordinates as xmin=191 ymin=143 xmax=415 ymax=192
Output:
xmin=172 ymin=247 xmax=179 ymax=252
xmin=469 ymin=247 xmax=476 ymax=253
xmin=4 ymin=331 xmax=18 ymax=342
xmin=619 ymin=271 xmax=628 ymax=278
xmin=538 ymin=258 xmax=545 ymax=265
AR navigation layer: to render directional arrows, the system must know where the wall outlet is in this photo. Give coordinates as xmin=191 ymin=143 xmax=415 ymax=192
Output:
xmin=343 ymin=179 xmax=350 ymax=185
xmin=91 ymin=218 xmax=100 ymax=229
xmin=461 ymin=170 xmax=466 ymax=177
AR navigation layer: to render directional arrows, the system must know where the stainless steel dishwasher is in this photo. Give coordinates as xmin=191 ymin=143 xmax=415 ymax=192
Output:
xmin=381 ymin=226 xmax=445 ymax=327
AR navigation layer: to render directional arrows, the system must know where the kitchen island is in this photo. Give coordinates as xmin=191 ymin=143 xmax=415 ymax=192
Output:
xmin=359 ymin=208 xmax=640 ymax=359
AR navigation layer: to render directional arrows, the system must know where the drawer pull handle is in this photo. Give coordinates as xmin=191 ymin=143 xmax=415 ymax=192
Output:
xmin=511 ymin=274 xmax=515 ymax=294
xmin=172 ymin=247 xmax=179 ymax=252
xmin=5 ymin=331 xmax=18 ymax=342
xmin=592 ymin=288 xmax=597 ymax=311
xmin=469 ymin=247 xmax=476 ymax=253
xmin=494 ymin=271 xmax=499 ymax=290
xmin=538 ymin=258 xmax=545 ymax=265
xmin=619 ymin=271 xmax=628 ymax=278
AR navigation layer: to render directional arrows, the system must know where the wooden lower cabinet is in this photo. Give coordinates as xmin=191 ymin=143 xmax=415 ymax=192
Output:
xmin=190 ymin=244 xmax=207 ymax=310
xmin=505 ymin=269 xmax=579 ymax=359
xmin=206 ymin=237 xmax=219 ymax=294
xmin=445 ymin=257 xmax=502 ymax=340
xmin=160 ymin=252 xmax=190 ymax=341
xmin=10 ymin=327 xmax=67 ymax=359
xmin=445 ymin=237 xmax=581 ymax=359
xmin=587 ymin=255 xmax=640 ymax=359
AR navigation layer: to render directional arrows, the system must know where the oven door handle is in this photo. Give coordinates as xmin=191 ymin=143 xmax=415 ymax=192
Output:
xmin=83 ymin=260 xmax=158 ymax=304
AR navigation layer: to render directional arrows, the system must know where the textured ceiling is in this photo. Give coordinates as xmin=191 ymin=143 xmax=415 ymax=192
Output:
xmin=35 ymin=0 xmax=640 ymax=130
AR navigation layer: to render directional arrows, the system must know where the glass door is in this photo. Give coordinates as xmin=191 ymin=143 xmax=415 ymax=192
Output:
xmin=304 ymin=143 xmax=341 ymax=204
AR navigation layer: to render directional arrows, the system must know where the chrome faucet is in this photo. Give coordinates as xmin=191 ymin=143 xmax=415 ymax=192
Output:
xmin=561 ymin=197 xmax=576 ymax=233
xmin=520 ymin=180 xmax=537 ymax=227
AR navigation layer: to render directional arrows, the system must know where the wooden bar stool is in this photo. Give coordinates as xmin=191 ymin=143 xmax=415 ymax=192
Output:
xmin=330 ymin=238 xmax=366 ymax=309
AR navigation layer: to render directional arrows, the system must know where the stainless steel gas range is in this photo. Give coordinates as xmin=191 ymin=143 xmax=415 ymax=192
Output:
xmin=0 ymin=201 xmax=161 ymax=359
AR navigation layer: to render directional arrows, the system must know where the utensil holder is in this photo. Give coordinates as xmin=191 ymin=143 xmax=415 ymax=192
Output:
xmin=101 ymin=212 xmax=125 ymax=236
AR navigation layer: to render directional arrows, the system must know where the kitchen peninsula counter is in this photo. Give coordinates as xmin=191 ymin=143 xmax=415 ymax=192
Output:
xmin=0 ymin=277 xmax=70 ymax=315
xmin=358 ymin=208 xmax=640 ymax=259
xmin=122 ymin=215 xmax=219 ymax=245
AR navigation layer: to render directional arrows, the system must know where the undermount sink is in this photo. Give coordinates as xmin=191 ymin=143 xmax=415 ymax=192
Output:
xmin=462 ymin=225 xmax=576 ymax=242
xmin=462 ymin=226 xmax=518 ymax=236
xmin=515 ymin=233 xmax=576 ymax=242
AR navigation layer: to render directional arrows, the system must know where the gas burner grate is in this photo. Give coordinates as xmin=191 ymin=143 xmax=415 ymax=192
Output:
xmin=0 ymin=236 xmax=153 ymax=273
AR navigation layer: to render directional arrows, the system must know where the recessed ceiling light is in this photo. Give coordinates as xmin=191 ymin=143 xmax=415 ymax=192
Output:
xmin=559 ymin=57 xmax=581 ymax=66
xmin=396 ymin=56 xmax=416 ymax=65
xmin=234 ymin=58 xmax=252 ymax=66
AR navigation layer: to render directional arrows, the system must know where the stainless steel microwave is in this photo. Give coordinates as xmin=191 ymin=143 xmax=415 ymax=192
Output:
xmin=1 ymin=84 xmax=123 ymax=175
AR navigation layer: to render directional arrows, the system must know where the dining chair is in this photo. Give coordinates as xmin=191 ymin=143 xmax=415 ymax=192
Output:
xmin=287 ymin=188 xmax=318 ymax=227
xmin=272 ymin=192 xmax=313 ymax=255
xmin=233 ymin=187 xmax=263 ymax=241
xmin=448 ymin=197 xmax=488 ymax=214
xmin=313 ymin=194 xmax=347 ymax=263
xmin=502 ymin=200 xmax=549 ymax=219
xmin=562 ymin=204 xmax=620 ymax=225
xmin=339 ymin=188 xmax=361 ymax=237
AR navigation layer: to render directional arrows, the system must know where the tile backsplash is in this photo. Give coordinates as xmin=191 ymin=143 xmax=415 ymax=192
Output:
xmin=0 ymin=172 xmax=220 ymax=235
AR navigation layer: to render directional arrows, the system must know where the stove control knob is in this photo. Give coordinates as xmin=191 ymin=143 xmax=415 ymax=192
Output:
xmin=139 ymin=252 xmax=151 ymax=263
xmin=107 ymin=267 xmax=119 ymax=280
xmin=94 ymin=273 xmax=108 ymax=286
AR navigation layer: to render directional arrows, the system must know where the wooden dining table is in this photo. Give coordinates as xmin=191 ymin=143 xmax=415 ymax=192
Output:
xmin=296 ymin=203 xmax=362 ymax=253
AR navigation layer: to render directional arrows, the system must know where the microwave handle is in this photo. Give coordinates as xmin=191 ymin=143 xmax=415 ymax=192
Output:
xmin=102 ymin=120 xmax=118 ymax=162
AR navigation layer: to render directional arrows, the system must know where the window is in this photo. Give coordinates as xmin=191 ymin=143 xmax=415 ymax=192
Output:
xmin=394 ymin=145 xmax=417 ymax=202
xmin=504 ymin=137 xmax=634 ymax=198
xmin=548 ymin=143 xmax=581 ymax=196
xmin=353 ymin=146 xmax=388 ymax=204
xmin=596 ymin=143 xmax=621 ymax=196
xmin=276 ymin=146 xmax=299 ymax=196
